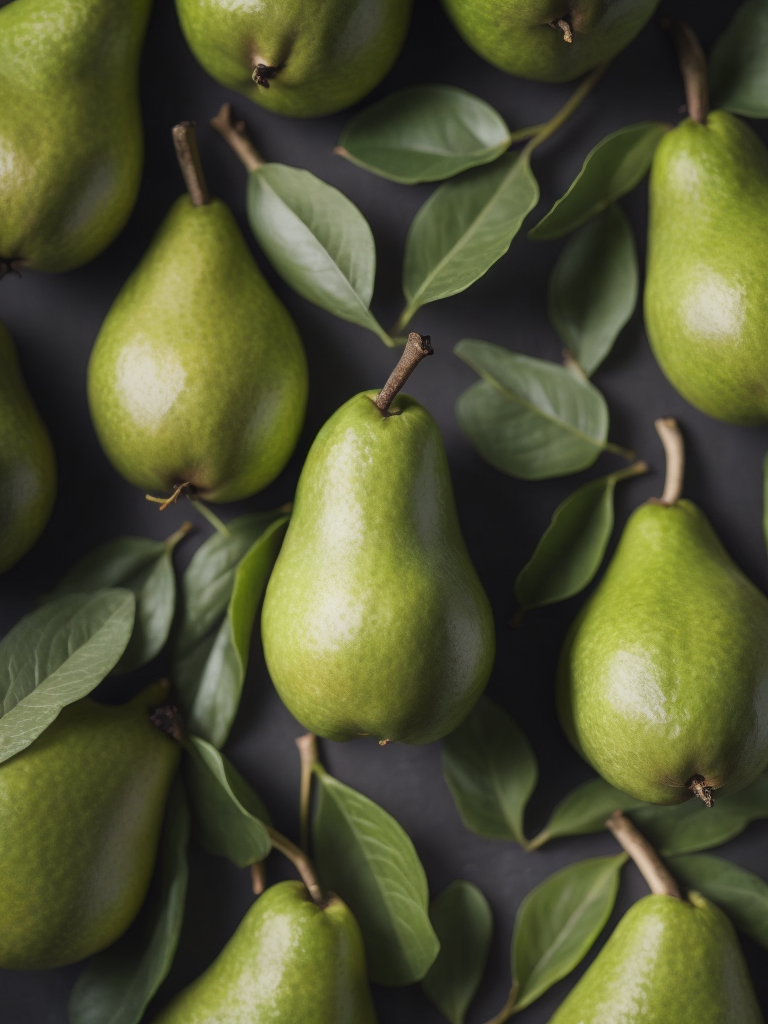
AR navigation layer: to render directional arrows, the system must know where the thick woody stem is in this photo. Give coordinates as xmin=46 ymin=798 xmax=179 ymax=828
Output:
xmin=663 ymin=19 xmax=709 ymax=124
xmin=210 ymin=103 xmax=264 ymax=172
xmin=374 ymin=333 xmax=434 ymax=416
xmin=296 ymin=733 xmax=319 ymax=853
xmin=654 ymin=417 xmax=685 ymax=506
xmin=605 ymin=811 xmax=681 ymax=898
xmin=172 ymin=122 xmax=210 ymax=207
xmin=267 ymin=827 xmax=325 ymax=905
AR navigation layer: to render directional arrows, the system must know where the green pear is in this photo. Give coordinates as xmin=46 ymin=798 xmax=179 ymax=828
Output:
xmin=88 ymin=124 xmax=308 ymax=504
xmin=440 ymin=0 xmax=659 ymax=83
xmin=174 ymin=0 xmax=412 ymax=118
xmin=261 ymin=335 xmax=495 ymax=745
xmin=0 ymin=321 xmax=56 ymax=574
xmin=557 ymin=419 xmax=768 ymax=806
xmin=0 ymin=0 xmax=151 ymax=276
xmin=0 ymin=681 xmax=181 ymax=970
xmin=153 ymin=880 xmax=377 ymax=1023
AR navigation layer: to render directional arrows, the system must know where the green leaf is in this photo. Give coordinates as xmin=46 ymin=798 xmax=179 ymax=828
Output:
xmin=442 ymin=696 xmax=538 ymax=844
xmin=401 ymin=151 xmax=538 ymax=323
xmin=515 ymin=462 xmax=646 ymax=612
xmin=0 ymin=590 xmax=135 ymax=764
xmin=68 ymin=776 xmax=190 ymax=1024
xmin=529 ymin=778 xmax=647 ymax=849
xmin=670 ymin=854 xmax=768 ymax=949
xmin=174 ymin=512 xmax=288 ymax=748
xmin=183 ymin=736 xmax=272 ymax=868
xmin=711 ymin=0 xmax=768 ymax=118
xmin=529 ymin=123 xmax=669 ymax=240
xmin=548 ymin=205 xmax=639 ymax=376
xmin=337 ymin=85 xmax=512 ymax=184
xmin=246 ymin=164 xmax=392 ymax=346
xmin=421 ymin=881 xmax=493 ymax=1024
xmin=312 ymin=765 xmax=439 ymax=986
xmin=512 ymin=855 xmax=626 ymax=1011
xmin=455 ymin=339 xmax=613 ymax=479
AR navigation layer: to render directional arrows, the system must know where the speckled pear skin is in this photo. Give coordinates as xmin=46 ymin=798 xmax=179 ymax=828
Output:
xmin=440 ymin=0 xmax=658 ymax=83
xmin=0 ymin=0 xmax=151 ymax=274
xmin=87 ymin=195 xmax=308 ymax=503
xmin=549 ymin=892 xmax=763 ymax=1024
xmin=0 ymin=322 xmax=56 ymax=574
xmin=175 ymin=0 xmax=412 ymax=118
xmin=645 ymin=111 xmax=768 ymax=425
xmin=154 ymin=880 xmax=378 ymax=1023
xmin=261 ymin=391 xmax=495 ymax=744
xmin=557 ymin=500 xmax=768 ymax=805
xmin=0 ymin=682 xmax=180 ymax=970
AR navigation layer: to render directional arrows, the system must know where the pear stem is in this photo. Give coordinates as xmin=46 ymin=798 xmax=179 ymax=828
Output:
xmin=211 ymin=103 xmax=265 ymax=172
xmin=605 ymin=811 xmax=681 ymax=899
xmin=688 ymin=774 xmax=715 ymax=808
xmin=172 ymin=122 xmax=210 ymax=207
xmin=479 ymin=982 xmax=520 ymax=1024
xmin=663 ymin=19 xmax=709 ymax=125
xmin=550 ymin=18 xmax=573 ymax=43
xmin=374 ymin=332 xmax=434 ymax=416
xmin=164 ymin=521 xmax=194 ymax=551
xmin=654 ymin=417 xmax=685 ymax=506
xmin=190 ymin=498 xmax=231 ymax=537
xmin=266 ymin=826 xmax=325 ymax=905
xmin=251 ymin=861 xmax=267 ymax=896
xmin=146 ymin=481 xmax=192 ymax=511
xmin=296 ymin=733 xmax=319 ymax=853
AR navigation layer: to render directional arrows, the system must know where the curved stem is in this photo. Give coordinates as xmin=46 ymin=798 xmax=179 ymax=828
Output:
xmin=164 ymin=521 xmax=194 ymax=551
xmin=603 ymin=441 xmax=636 ymax=462
xmin=251 ymin=861 xmax=267 ymax=895
xmin=374 ymin=332 xmax=434 ymax=415
xmin=190 ymin=498 xmax=230 ymax=537
xmin=605 ymin=811 xmax=681 ymax=898
xmin=172 ymin=122 xmax=210 ymax=207
xmin=146 ymin=481 xmax=192 ymax=511
xmin=663 ymin=19 xmax=709 ymax=125
xmin=524 ymin=61 xmax=609 ymax=157
xmin=211 ymin=103 xmax=265 ymax=172
xmin=480 ymin=982 xmax=519 ymax=1024
xmin=654 ymin=417 xmax=685 ymax=506
xmin=267 ymin=826 xmax=325 ymax=905
xmin=296 ymin=733 xmax=319 ymax=852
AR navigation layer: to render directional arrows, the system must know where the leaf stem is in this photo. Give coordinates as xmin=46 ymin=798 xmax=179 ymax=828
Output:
xmin=605 ymin=811 xmax=681 ymax=899
xmin=602 ymin=441 xmax=636 ymax=462
xmin=663 ymin=19 xmax=709 ymax=125
xmin=164 ymin=521 xmax=194 ymax=551
xmin=507 ymin=123 xmax=547 ymax=145
xmin=172 ymin=122 xmax=211 ymax=207
xmin=524 ymin=62 xmax=610 ymax=157
xmin=210 ymin=102 xmax=265 ymax=172
xmin=480 ymin=982 xmax=519 ymax=1024
xmin=610 ymin=460 xmax=649 ymax=484
xmin=190 ymin=498 xmax=231 ymax=537
xmin=524 ymin=829 xmax=550 ymax=852
xmin=374 ymin=333 xmax=434 ymax=415
xmin=654 ymin=417 xmax=684 ymax=506
xmin=266 ymin=826 xmax=325 ymax=905
xmin=296 ymin=733 xmax=319 ymax=852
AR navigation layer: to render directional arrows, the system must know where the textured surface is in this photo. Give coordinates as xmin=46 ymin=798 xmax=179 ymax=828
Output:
xmin=153 ymin=880 xmax=377 ymax=1023
xmin=645 ymin=111 xmax=768 ymax=424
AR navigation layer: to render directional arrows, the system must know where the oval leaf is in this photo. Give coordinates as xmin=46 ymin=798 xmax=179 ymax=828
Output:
xmin=455 ymin=339 xmax=612 ymax=479
xmin=174 ymin=512 xmax=288 ymax=748
xmin=442 ymin=696 xmax=538 ymax=844
xmin=312 ymin=765 xmax=439 ymax=986
xmin=512 ymin=854 xmax=626 ymax=1011
xmin=711 ymin=0 xmax=768 ymax=118
xmin=529 ymin=778 xmax=647 ymax=849
xmin=670 ymin=854 xmax=768 ymax=949
xmin=548 ymin=204 xmax=639 ymax=376
xmin=515 ymin=462 xmax=646 ymax=611
xmin=337 ymin=85 xmax=511 ymax=184
xmin=247 ymin=164 xmax=392 ymax=345
xmin=0 ymin=590 xmax=136 ymax=764
xmin=421 ymin=881 xmax=493 ymax=1024
xmin=68 ymin=776 xmax=190 ymax=1024
xmin=183 ymin=736 xmax=272 ymax=868
xmin=529 ymin=123 xmax=669 ymax=240
xmin=401 ymin=151 xmax=539 ymax=322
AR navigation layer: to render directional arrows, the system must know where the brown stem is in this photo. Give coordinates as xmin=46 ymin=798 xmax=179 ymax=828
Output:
xmin=654 ymin=417 xmax=685 ymax=506
xmin=267 ymin=827 xmax=325 ymax=905
xmin=172 ymin=122 xmax=210 ymax=207
xmin=164 ymin=521 xmax=193 ymax=550
xmin=663 ymin=19 xmax=709 ymax=124
xmin=688 ymin=774 xmax=715 ymax=808
xmin=605 ymin=811 xmax=681 ymax=898
xmin=374 ymin=332 xmax=434 ymax=416
xmin=550 ymin=18 xmax=573 ymax=43
xmin=146 ymin=481 xmax=192 ymax=511
xmin=251 ymin=861 xmax=266 ymax=895
xmin=210 ymin=103 xmax=264 ymax=172
xmin=296 ymin=733 xmax=319 ymax=853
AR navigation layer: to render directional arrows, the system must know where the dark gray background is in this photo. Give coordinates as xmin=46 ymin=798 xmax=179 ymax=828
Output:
xmin=2 ymin=1 xmax=767 ymax=1021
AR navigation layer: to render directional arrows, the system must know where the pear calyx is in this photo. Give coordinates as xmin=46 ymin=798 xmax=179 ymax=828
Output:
xmin=606 ymin=811 xmax=682 ymax=898
xmin=252 ymin=62 xmax=280 ymax=88
xmin=374 ymin=332 xmax=433 ymax=416
xmin=652 ymin=417 xmax=685 ymax=506
xmin=211 ymin=103 xmax=265 ymax=172
xmin=663 ymin=19 xmax=709 ymax=125
xmin=550 ymin=18 xmax=573 ymax=43
xmin=688 ymin=774 xmax=715 ymax=808
xmin=149 ymin=703 xmax=185 ymax=743
xmin=171 ymin=122 xmax=210 ymax=207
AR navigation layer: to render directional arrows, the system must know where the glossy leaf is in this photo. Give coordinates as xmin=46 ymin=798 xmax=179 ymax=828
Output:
xmin=174 ymin=512 xmax=288 ymax=748
xmin=337 ymin=85 xmax=512 ymax=183
xmin=312 ymin=765 xmax=439 ymax=986
xmin=548 ymin=205 xmax=639 ymax=376
xmin=529 ymin=778 xmax=647 ymax=849
xmin=529 ymin=123 xmax=669 ymax=240
xmin=183 ymin=736 xmax=272 ymax=868
xmin=515 ymin=462 xmax=646 ymax=611
xmin=247 ymin=164 xmax=392 ymax=345
xmin=421 ymin=881 xmax=493 ymax=1024
xmin=455 ymin=339 xmax=612 ymax=479
xmin=711 ymin=0 xmax=768 ymax=118
xmin=442 ymin=696 xmax=538 ymax=844
xmin=401 ymin=151 xmax=538 ymax=322
xmin=670 ymin=854 xmax=768 ymax=949
xmin=512 ymin=855 xmax=626 ymax=1011
xmin=0 ymin=590 xmax=135 ymax=764
xmin=68 ymin=776 xmax=190 ymax=1024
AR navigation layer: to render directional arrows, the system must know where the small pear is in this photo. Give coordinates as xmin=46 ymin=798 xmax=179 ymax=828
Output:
xmin=440 ymin=0 xmax=659 ymax=83
xmin=0 ymin=0 xmax=151 ymax=276
xmin=175 ymin=0 xmax=412 ymax=118
xmin=557 ymin=419 xmax=768 ymax=806
xmin=0 ymin=681 xmax=181 ymax=970
xmin=153 ymin=880 xmax=377 ymax=1023
xmin=88 ymin=123 xmax=308 ymax=503
xmin=261 ymin=335 xmax=495 ymax=744
xmin=0 ymin=321 xmax=56 ymax=574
